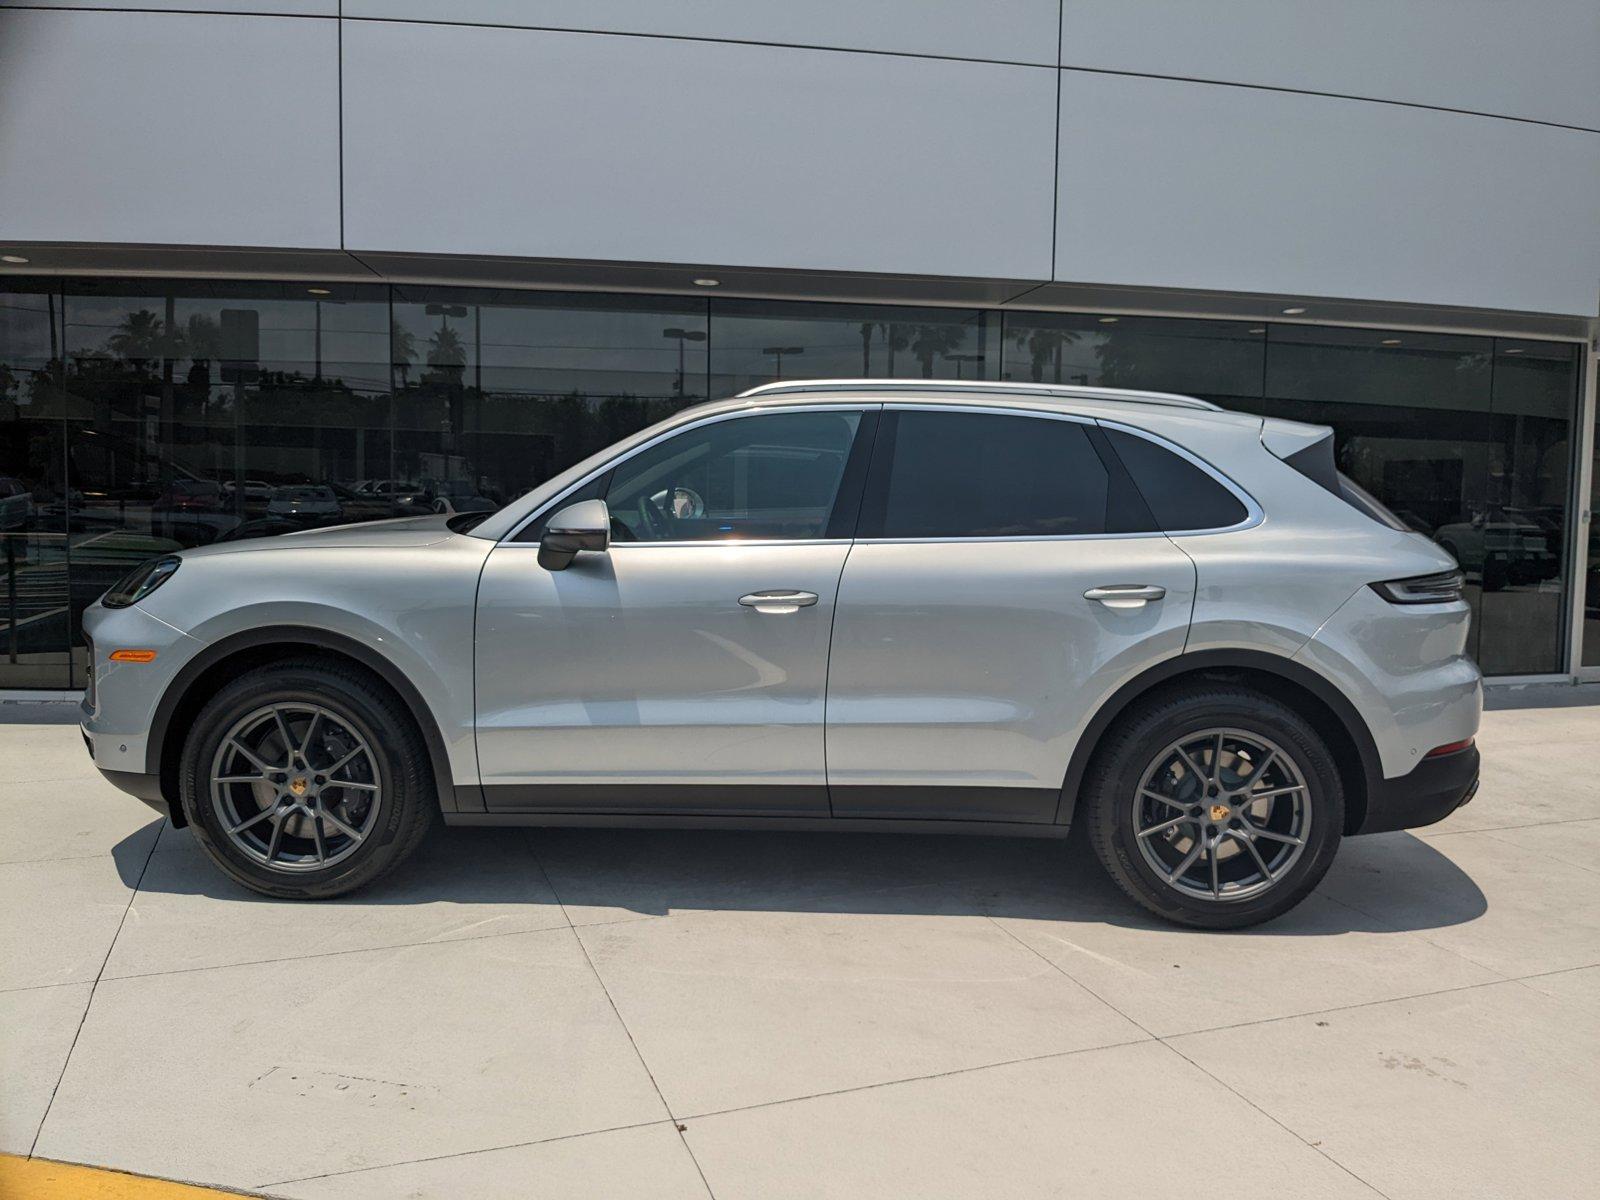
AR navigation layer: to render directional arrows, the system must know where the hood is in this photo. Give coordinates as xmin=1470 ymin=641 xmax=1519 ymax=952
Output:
xmin=182 ymin=515 xmax=458 ymax=558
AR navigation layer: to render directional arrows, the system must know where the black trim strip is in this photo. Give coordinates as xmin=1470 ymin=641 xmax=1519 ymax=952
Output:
xmin=483 ymin=784 xmax=830 ymax=817
xmin=830 ymin=785 xmax=1059 ymax=824
xmin=446 ymin=811 xmax=1070 ymax=839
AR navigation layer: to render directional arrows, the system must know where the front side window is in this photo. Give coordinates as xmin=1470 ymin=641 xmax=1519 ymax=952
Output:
xmin=861 ymin=410 xmax=1117 ymax=539
xmin=604 ymin=410 xmax=863 ymax=542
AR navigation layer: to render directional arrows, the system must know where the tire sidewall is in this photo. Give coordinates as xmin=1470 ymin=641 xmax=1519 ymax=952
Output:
xmin=1093 ymin=691 xmax=1344 ymax=928
xmin=180 ymin=666 xmax=413 ymax=896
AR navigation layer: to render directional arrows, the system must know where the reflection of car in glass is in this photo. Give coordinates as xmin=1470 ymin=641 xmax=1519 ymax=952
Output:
xmin=215 ymin=516 xmax=341 ymax=542
xmin=155 ymin=479 xmax=223 ymax=512
xmin=329 ymin=483 xmax=432 ymax=523
xmin=429 ymin=480 xmax=496 ymax=515
xmin=83 ymin=380 xmax=1482 ymax=929
xmin=0 ymin=476 xmax=33 ymax=530
xmin=1434 ymin=505 xmax=1558 ymax=591
xmin=152 ymin=480 xmax=239 ymax=544
xmin=267 ymin=486 xmax=342 ymax=519
xmin=221 ymin=479 xmax=274 ymax=507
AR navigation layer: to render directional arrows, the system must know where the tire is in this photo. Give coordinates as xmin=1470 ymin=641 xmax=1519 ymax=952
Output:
xmin=1081 ymin=684 xmax=1344 ymax=929
xmin=179 ymin=657 xmax=438 ymax=899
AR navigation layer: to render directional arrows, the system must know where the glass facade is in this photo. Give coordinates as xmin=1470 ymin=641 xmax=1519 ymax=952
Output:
xmin=0 ymin=277 xmax=1588 ymax=687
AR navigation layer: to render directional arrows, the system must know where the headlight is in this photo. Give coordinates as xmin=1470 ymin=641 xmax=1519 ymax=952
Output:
xmin=1370 ymin=569 xmax=1464 ymax=605
xmin=102 ymin=556 xmax=181 ymax=609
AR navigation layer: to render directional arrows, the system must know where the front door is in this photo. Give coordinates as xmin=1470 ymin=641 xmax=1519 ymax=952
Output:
xmin=825 ymin=406 xmax=1198 ymax=823
xmin=474 ymin=406 xmax=873 ymax=814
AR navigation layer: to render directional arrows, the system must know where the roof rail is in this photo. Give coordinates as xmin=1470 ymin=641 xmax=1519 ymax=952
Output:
xmin=734 ymin=378 xmax=1222 ymax=412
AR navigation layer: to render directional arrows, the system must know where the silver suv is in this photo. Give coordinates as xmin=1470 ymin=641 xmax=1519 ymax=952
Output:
xmin=81 ymin=380 xmax=1482 ymax=928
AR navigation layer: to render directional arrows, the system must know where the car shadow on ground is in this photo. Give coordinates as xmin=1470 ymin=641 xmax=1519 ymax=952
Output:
xmin=115 ymin=817 xmax=1486 ymax=937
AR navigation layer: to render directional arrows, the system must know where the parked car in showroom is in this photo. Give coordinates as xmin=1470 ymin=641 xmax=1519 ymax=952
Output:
xmin=266 ymin=485 xmax=342 ymax=521
xmin=1434 ymin=504 xmax=1559 ymax=591
xmin=0 ymin=475 xmax=32 ymax=530
xmin=80 ymin=380 xmax=1481 ymax=928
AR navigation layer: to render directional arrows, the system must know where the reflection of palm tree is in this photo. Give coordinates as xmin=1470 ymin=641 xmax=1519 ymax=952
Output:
xmin=427 ymin=326 xmax=466 ymax=373
xmin=107 ymin=309 xmax=165 ymax=369
xmin=908 ymin=324 xmax=964 ymax=378
xmin=392 ymin=321 xmax=417 ymax=388
xmin=1012 ymin=325 xmax=1080 ymax=384
xmin=184 ymin=314 xmax=220 ymax=363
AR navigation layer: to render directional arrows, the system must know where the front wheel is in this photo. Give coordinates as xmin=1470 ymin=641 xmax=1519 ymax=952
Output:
xmin=1081 ymin=684 xmax=1344 ymax=929
xmin=179 ymin=658 xmax=438 ymax=899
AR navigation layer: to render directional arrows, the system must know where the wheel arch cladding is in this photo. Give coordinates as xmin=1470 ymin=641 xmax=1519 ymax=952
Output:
xmin=147 ymin=626 xmax=457 ymax=822
xmin=1057 ymin=649 xmax=1379 ymax=836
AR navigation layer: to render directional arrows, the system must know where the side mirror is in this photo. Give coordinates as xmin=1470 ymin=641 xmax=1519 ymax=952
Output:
xmin=538 ymin=498 xmax=610 ymax=571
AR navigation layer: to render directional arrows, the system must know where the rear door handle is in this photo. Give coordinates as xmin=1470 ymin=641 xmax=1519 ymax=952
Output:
xmin=1084 ymin=584 xmax=1166 ymax=609
xmin=739 ymin=590 xmax=819 ymax=614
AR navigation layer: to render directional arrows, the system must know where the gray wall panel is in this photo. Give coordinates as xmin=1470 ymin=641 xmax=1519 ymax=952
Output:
xmin=1061 ymin=0 xmax=1600 ymax=131
xmin=0 ymin=9 xmax=341 ymax=248
xmin=1055 ymin=71 xmax=1600 ymax=316
xmin=345 ymin=1 xmax=1062 ymax=65
xmin=0 ymin=2 xmax=336 ymax=13
xmin=342 ymin=22 xmax=1058 ymax=279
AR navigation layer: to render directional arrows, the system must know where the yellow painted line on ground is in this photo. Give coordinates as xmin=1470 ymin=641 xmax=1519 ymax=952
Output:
xmin=0 ymin=1154 xmax=262 ymax=1199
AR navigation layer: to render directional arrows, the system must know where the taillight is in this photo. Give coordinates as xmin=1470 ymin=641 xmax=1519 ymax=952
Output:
xmin=1425 ymin=738 xmax=1474 ymax=758
xmin=1370 ymin=570 xmax=1464 ymax=605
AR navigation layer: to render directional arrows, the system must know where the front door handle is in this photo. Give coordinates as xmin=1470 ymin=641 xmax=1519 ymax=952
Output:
xmin=1084 ymin=584 xmax=1166 ymax=609
xmin=739 ymin=590 xmax=819 ymax=614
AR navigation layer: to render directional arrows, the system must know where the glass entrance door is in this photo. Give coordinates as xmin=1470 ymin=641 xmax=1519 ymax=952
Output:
xmin=1580 ymin=352 xmax=1600 ymax=676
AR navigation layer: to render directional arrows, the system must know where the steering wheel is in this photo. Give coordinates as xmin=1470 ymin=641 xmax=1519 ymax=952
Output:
xmin=639 ymin=486 xmax=705 ymax=539
xmin=639 ymin=491 xmax=672 ymax=538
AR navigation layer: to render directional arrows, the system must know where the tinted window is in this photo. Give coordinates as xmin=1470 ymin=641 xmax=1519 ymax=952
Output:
xmin=866 ymin=411 xmax=1112 ymax=538
xmin=1102 ymin=427 xmax=1248 ymax=531
xmin=606 ymin=410 xmax=861 ymax=542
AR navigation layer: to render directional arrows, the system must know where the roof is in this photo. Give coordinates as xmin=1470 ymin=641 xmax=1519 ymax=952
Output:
xmin=736 ymin=378 xmax=1224 ymax=414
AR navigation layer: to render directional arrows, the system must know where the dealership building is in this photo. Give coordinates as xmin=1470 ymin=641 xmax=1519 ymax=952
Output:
xmin=1 ymin=1 xmax=1597 ymax=690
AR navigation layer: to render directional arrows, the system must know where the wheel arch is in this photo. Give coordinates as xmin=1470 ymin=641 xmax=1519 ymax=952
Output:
xmin=1056 ymin=649 xmax=1381 ymax=836
xmin=147 ymin=626 xmax=459 ymax=822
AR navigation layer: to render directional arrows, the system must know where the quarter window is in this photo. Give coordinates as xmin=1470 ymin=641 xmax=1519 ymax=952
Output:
xmin=862 ymin=410 xmax=1118 ymax=539
xmin=604 ymin=410 xmax=863 ymax=542
xmin=1101 ymin=427 xmax=1248 ymax=531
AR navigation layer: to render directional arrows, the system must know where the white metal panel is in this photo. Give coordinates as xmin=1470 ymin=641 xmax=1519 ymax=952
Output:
xmin=1060 ymin=0 xmax=1600 ymax=131
xmin=345 ymin=0 xmax=1062 ymax=65
xmin=0 ymin=1 xmax=335 ymax=12
xmin=342 ymin=21 xmax=1058 ymax=280
xmin=1055 ymin=71 xmax=1600 ymax=317
xmin=0 ymin=9 xmax=341 ymax=248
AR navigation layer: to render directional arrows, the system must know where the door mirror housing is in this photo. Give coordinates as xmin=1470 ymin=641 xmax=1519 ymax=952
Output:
xmin=538 ymin=498 xmax=610 ymax=571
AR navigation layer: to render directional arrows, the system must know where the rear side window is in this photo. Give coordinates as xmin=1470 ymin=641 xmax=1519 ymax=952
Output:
xmin=1101 ymin=427 xmax=1248 ymax=532
xmin=861 ymin=410 xmax=1120 ymax=538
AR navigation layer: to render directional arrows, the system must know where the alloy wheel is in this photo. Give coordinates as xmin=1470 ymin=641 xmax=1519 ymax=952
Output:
xmin=1130 ymin=727 xmax=1310 ymax=902
xmin=210 ymin=702 xmax=382 ymax=872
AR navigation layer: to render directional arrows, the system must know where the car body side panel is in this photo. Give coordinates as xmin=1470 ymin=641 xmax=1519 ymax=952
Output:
xmin=1293 ymin=584 xmax=1481 ymax=780
xmin=1168 ymin=424 xmax=1463 ymax=669
xmin=79 ymin=603 xmax=207 ymax=776
xmin=474 ymin=541 xmax=850 ymax=806
xmin=824 ymin=535 xmax=1197 ymax=814
xmin=98 ymin=534 xmax=491 ymax=794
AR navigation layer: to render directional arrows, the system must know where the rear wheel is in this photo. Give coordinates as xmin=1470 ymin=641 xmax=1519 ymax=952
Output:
xmin=179 ymin=659 xmax=437 ymax=899
xmin=1081 ymin=684 xmax=1344 ymax=929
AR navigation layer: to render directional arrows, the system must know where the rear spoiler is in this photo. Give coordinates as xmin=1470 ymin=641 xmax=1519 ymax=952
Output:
xmin=1262 ymin=417 xmax=1340 ymax=496
xmin=1261 ymin=417 xmax=1410 ymax=531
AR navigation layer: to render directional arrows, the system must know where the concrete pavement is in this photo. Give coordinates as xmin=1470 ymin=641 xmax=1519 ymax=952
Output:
xmin=2 ymin=699 xmax=1596 ymax=1198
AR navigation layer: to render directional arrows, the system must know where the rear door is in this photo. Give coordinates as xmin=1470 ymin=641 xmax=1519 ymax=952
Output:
xmin=824 ymin=405 xmax=1198 ymax=823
